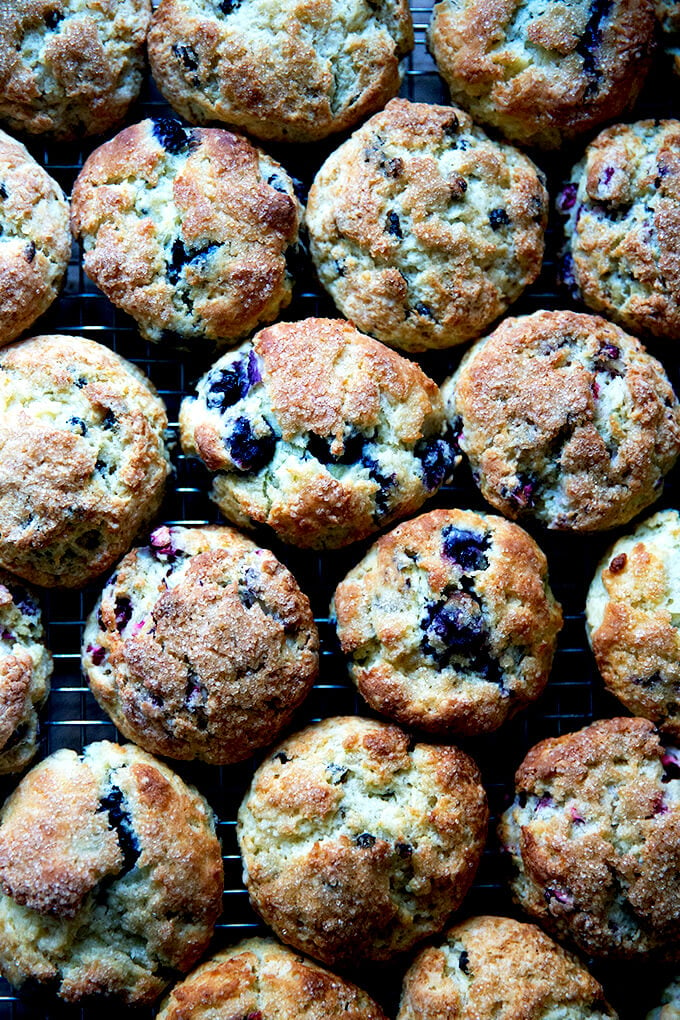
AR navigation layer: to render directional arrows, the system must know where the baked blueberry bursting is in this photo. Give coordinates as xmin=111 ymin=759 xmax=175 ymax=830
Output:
xmin=172 ymin=44 xmax=198 ymax=71
xmin=225 ymin=416 xmax=277 ymax=472
xmin=442 ymin=526 xmax=489 ymax=571
xmin=153 ymin=118 xmax=197 ymax=156
xmin=114 ymin=597 xmax=132 ymax=632
xmin=44 ymin=9 xmax=64 ymax=29
xmin=206 ymin=352 xmax=261 ymax=412
xmin=577 ymin=0 xmax=613 ymax=88
xmin=489 ymin=208 xmax=511 ymax=231
xmin=414 ymin=424 xmax=458 ymax=490
xmin=98 ymin=786 xmax=140 ymax=875
xmin=306 ymin=429 xmax=366 ymax=466
xmin=361 ymin=452 xmax=396 ymax=520
xmin=166 ymin=239 xmax=218 ymax=284
xmin=385 ymin=211 xmax=403 ymax=238
xmin=355 ymin=832 xmax=377 ymax=848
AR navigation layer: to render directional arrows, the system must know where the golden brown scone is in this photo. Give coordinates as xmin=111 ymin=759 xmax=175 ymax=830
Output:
xmin=83 ymin=524 xmax=319 ymax=765
xmin=306 ymin=99 xmax=548 ymax=352
xmin=0 ymin=333 xmax=170 ymax=588
xmin=397 ymin=915 xmax=618 ymax=1019
xmin=148 ymin=0 xmax=413 ymax=144
xmin=0 ymin=0 xmax=150 ymax=139
xmin=71 ymin=118 xmax=303 ymax=352
xmin=157 ymin=937 xmax=389 ymax=1020
xmin=332 ymin=508 xmax=562 ymax=736
xmin=442 ymin=310 xmax=680 ymax=532
xmin=179 ymin=318 xmax=459 ymax=549
xmin=428 ymin=0 xmax=656 ymax=150
xmin=0 ymin=741 xmax=224 ymax=1004
xmin=499 ymin=717 xmax=680 ymax=960
xmin=238 ymin=715 xmax=488 ymax=967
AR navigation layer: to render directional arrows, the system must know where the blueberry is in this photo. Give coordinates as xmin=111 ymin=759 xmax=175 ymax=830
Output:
xmin=442 ymin=525 xmax=489 ymax=571
xmin=219 ymin=0 xmax=242 ymax=10
xmin=412 ymin=302 xmax=434 ymax=319
xmin=307 ymin=429 xmax=365 ymax=466
xmin=246 ymin=350 xmax=262 ymax=386
xmin=239 ymin=587 xmax=256 ymax=609
xmin=576 ymin=0 xmax=613 ymax=84
xmin=267 ymin=173 xmax=288 ymax=194
xmin=274 ymin=751 xmax=290 ymax=764
xmin=414 ymin=425 xmax=458 ymax=491
xmin=102 ymin=408 xmax=117 ymax=430
xmin=98 ymin=786 xmax=140 ymax=875
xmin=0 ymin=184 xmax=6 ymax=200
xmin=661 ymin=752 xmax=680 ymax=783
xmin=355 ymin=832 xmax=376 ymax=848
xmin=152 ymin=118 xmax=197 ymax=156
xmin=395 ymin=842 xmax=413 ymax=857
xmin=459 ymin=950 xmax=470 ymax=974
xmin=44 ymin=9 xmax=63 ymax=28
xmin=166 ymin=238 xmax=218 ymax=284
xmin=361 ymin=451 xmax=396 ymax=520
xmin=206 ymin=358 xmax=249 ymax=412
xmin=381 ymin=156 xmax=404 ymax=179
xmin=225 ymin=416 xmax=277 ymax=473
xmin=114 ymin=597 xmax=132 ymax=632
xmin=503 ymin=475 xmax=537 ymax=510
xmin=557 ymin=183 xmax=578 ymax=213
xmin=150 ymin=526 xmax=176 ymax=558
xmin=335 ymin=259 xmax=346 ymax=277
xmin=25 ymin=241 xmax=36 ymax=263
xmin=87 ymin=644 xmax=106 ymax=666
xmin=327 ymin=763 xmax=349 ymax=784
xmin=421 ymin=591 xmax=486 ymax=657
xmin=385 ymin=211 xmax=403 ymax=238
xmin=442 ymin=114 xmax=459 ymax=137
xmin=67 ymin=416 xmax=87 ymax=436
xmin=488 ymin=208 xmax=510 ymax=231
xmin=172 ymin=43 xmax=198 ymax=71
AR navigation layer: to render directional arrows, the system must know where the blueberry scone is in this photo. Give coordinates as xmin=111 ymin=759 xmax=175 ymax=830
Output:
xmin=0 ymin=741 xmax=224 ymax=1003
xmin=0 ymin=334 xmax=170 ymax=588
xmin=0 ymin=0 xmax=151 ymax=139
xmin=306 ymin=100 xmax=548 ymax=352
xmin=83 ymin=525 xmax=319 ymax=765
xmin=238 ymin=715 xmax=488 ymax=966
xmin=180 ymin=318 xmax=459 ymax=549
xmin=71 ymin=118 xmax=303 ymax=352
xmin=442 ymin=311 xmax=680 ymax=532
xmin=428 ymin=0 xmax=656 ymax=150
xmin=148 ymin=0 xmax=413 ymax=144
xmin=499 ymin=717 xmax=680 ymax=959
xmin=332 ymin=509 xmax=562 ymax=736
xmin=647 ymin=976 xmax=680 ymax=1019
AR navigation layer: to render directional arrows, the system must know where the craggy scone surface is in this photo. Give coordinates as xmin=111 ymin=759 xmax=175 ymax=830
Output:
xmin=443 ymin=311 xmax=680 ymax=532
xmin=0 ymin=741 xmax=224 ymax=1004
xmin=0 ymin=334 xmax=170 ymax=588
xmin=71 ymin=118 xmax=303 ymax=351
xmin=179 ymin=318 xmax=458 ymax=549
xmin=397 ymin=915 xmax=617 ymax=1019
xmin=647 ymin=976 xmax=680 ymax=1020
xmin=428 ymin=0 xmax=656 ymax=150
xmin=148 ymin=0 xmax=413 ymax=144
xmin=332 ymin=508 xmax=562 ymax=736
xmin=561 ymin=120 xmax=680 ymax=340
xmin=157 ymin=937 xmax=388 ymax=1020
xmin=499 ymin=717 xmax=680 ymax=960
xmin=83 ymin=525 xmax=319 ymax=765
xmin=0 ymin=129 xmax=71 ymax=345
xmin=306 ymin=99 xmax=547 ymax=352
xmin=237 ymin=715 xmax=488 ymax=966
xmin=0 ymin=0 xmax=150 ymax=139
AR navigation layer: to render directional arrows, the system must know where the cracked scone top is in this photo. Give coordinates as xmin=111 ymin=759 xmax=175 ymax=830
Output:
xmin=442 ymin=311 xmax=680 ymax=532
xmin=0 ymin=0 xmax=150 ymax=139
xmin=306 ymin=100 xmax=548 ymax=352
xmin=179 ymin=318 xmax=459 ymax=549
xmin=647 ymin=976 xmax=680 ymax=1019
xmin=499 ymin=717 xmax=680 ymax=960
xmin=71 ymin=118 xmax=303 ymax=352
xmin=397 ymin=915 xmax=617 ymax=1019
xmin=157 ymin=937 xmax=388 ymax=1020
xmin=0 ymin=741 xmax=224 ymax=1004
xmin=332 ymin=509 xmax=562 ymax=736
xmin=0 ymin=334 xmax=170 ymax=588
xmin=148 ymin=0 xmax=413 ymax=145
xmin=82 ymin=524 xmax=319 ymax=765
xmin=237 ymin=715 xmax=488 ymax=966
xmin=560 ymin=120 xmax=680 ymax=341
xmin=427 ymin=0 xmax=655 ymax=150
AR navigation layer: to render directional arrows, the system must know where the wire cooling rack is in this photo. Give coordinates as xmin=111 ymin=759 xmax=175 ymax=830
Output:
xmin=1 ymin=9 xmax=679 ymax=1019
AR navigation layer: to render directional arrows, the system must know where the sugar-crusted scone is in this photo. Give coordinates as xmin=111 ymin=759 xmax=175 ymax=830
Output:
xmin=148 ymin=0 xmax=413 ymax=145
xmin=427 ymin=0 xmax=656 ymax=150
xmin=442 ymin=311 xmax=680 ymax=532
xmin=157 ymin=937 xmax=389 ymax=1020
xmin=238 ymin=715 xmax=488 ymax=967
xmin=71 ymin=118 xmax=303 ymax=352
xmin=0 ymin=0 xmax=150 ymax=140
xmin=332 ymin=509 xmax=562 ymax=737
xmin=0 ymin=573 xmax=51 ymax=774
xmin=0 ymin=130 xmax=71 ymax=346
xmin=560 ymin=121 xmax=680 ymax=341
xmin=306 ymin=100 xmax=548 ymax=353
xmin=586 ymin=510 xmax=680 ymax=738
xmin=0 ymin=741 xmax=223 ymax=1004
xmin=397 ymin=915 xmax=618 ymax=1019
xmin=0 ymin=334 xmax=170 ymax=588
xmin=180 ymin=318 xmax=459 ymax=549
xmin=82 ymin=524 xmax=319 ymax=765
xmin=647 ymin=976 xmax=680 ymax=1019
xmin=499 ymin=717 xmax=680 ymax=960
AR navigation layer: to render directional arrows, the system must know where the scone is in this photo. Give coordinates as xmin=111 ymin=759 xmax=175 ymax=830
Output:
xmin=71 ymin=118 xmax=303 ymax=352
xmin=157 ymin=937 xmax=389 ymax=1020
xmin=179 ymin=318 xmax=459 ymax=549
xmin=0 ymin=0 xmax=151 ymax=139
xmin=0 ymin=572 xmax=52 ymax=774
xmin=397 ymin=915 xmax=617 ymax=1019
xmin=332 ymin=509 xmax=562 ymax=736
xmin=148 ymin=0 xmax=414 ymax=144
xmin=586 ymin=510 xmax=680 ymax=738
xmin=0 ymin=741 xmax=223 ymax=1004
xmin=560 ymin=120 xmax=680 ymax=340
xmin=0 ymin=334 xmax=170 ymax=588
xmin=306 ymin=99 xmax=548 ymax=352
xmin=428 ymin=0 xmax=656 ymax=149
xmin=83 ymin=524 xmax=319 ymax=765
xmin=442 ymin=311 xmax=680 ymax=532
xmin=237 ymin=715 xmax=488 ymax=966
xmin=499 ymin=717 xmax=680 ymax=959
xmin=647 ymin=976 xmax=680 ymax=1019
xmin=0 ymin=130 xmax=71 ymax=345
